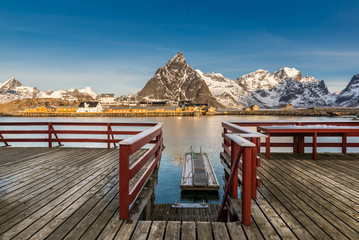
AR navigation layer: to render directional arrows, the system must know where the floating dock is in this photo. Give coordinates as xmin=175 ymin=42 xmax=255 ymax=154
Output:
xmin=181 ymin=147 xmax=219 ymax=191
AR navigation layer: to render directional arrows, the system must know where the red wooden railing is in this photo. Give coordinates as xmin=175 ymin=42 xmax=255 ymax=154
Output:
xmin=230 ymin=121 xmax=359 ymax=154
xmin=0 ymin=121 xmax=164 ymax=220
xmin=219 ymin=122 xmax=265 ymax=225
xmin=0 ymin=122 xmax=156 ymax=148
xmin=119 ymin=123 xmax=163 ymax=219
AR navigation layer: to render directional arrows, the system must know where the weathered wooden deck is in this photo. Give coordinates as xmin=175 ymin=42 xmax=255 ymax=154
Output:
xmin=1 ymin=148 xmax=359 ymax=239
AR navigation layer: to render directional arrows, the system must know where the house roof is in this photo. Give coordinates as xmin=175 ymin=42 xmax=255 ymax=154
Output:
xmin=109 ymin=106 xmax=131 ymax=110
xmin=78 ymin=102 xmax=100 ymax=108
xmin=57 ymin=106 xmax=78 ymax=108
xmin=101 ymin=94 xmax=114 ymax=97
xmin=147 ymin=106 xmax=164 ymax=110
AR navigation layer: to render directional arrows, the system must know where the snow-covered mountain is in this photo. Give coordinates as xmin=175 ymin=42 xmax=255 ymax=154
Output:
xmin=136 ymin=52 xmax=223 ymax=107
xmin=0 ymin=77 xmax=97 ymax=104
xmin=137 ymin=52 xmax=357 ymax=108
xmin=335 ymin=74 xmax=359 ymax=107
xmin=235 ymin=68 xmax=336 ymax=108
xmin=196 ymin=70 xmax=244 ymax=108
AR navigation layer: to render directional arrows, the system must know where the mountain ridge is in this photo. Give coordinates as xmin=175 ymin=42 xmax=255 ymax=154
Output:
xmin=137 ymin=52 xmax=358 ymax=108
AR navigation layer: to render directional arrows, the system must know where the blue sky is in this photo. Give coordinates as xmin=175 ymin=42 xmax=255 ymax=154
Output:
xmin=0 ymin=0 xmax=358 ymax=95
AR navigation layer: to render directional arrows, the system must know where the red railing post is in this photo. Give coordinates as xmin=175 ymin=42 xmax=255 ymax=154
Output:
xmin=265 ymin=133 xmax=270 ymax=159
xmin=107 ymin=123 xmax=110 ymax=149
xmin=342 ymin=133 xmax=347 ymax=154
xmin=155 ymin=133 xmax=162 ymax=170
xmin=119 ymin=144 xmax=130 ymax=219
xmin=242 ymin=146 xmax=252 ymax=225
xmin=250 ymin=137 xmax=257 ymax=199
xmin=48 ymin=123 xmax=52 ymax=148
xmin=298 ymin=134 xmax=305 ymax=153
xmin=313 ymin=132 xmax=317 ymax=160
xmin=230 ymin=141 xmax=239 ymax=198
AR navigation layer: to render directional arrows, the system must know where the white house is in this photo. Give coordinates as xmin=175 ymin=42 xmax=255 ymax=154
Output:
xmin=77 ymin=102 xmax=103 ymax=113
xmin=100 ymin=94 xmax=115 ymax=105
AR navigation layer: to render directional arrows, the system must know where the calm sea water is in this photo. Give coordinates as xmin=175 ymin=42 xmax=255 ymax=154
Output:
xmin=1 ymin=115 xmax=358 ymax=204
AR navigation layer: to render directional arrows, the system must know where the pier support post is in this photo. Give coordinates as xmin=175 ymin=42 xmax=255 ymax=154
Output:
xmin=298 ymin=135 xmax=305 ymax=153
xmin=265 ymin=134 xmax=270 ymax=159
xmin=230 ymin=142 xmax=239 ymax=198
xmin=242 ymin=147 xmax=252 ymax=226
xmin=119 ymin=145 xmax=130 ymax=219
xmin=342 ymin=134 xmax=347 ymax=154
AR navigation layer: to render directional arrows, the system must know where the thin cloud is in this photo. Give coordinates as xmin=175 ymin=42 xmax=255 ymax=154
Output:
xmin=290 ymin=50 xmax=359 ymax=57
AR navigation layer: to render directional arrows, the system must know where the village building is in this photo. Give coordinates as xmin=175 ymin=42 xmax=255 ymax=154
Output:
xmin=251 ymin=105 xmax=259 ymax=111
xmin=108 ymin=106 xmax=131 ymax=113
xmin=151 ymin=101 xmax=167 ymax=107
xmin=121 ymin=96 xmax=138 ymax=106
xmin=131 ymin=106 xmax=147 ymax=113
xmin=77 ymin=102 xmax=103 ymax=113
xmin=100 ymin=94 xmax=116 ymax=105
xmin=25 ymin=106 xmax=56 ymax=113
xmin=147 ymin=106 xmax=165 ymax=112
xmin=56 ymin=106 xmax=78 ymax=112
xmin=61 ymin=94 xmax=78 ymax=102
xmin=164 ymin=106 xmax=177 ymax=112
xmin=203 ymin=106 xmax=215 ymax=113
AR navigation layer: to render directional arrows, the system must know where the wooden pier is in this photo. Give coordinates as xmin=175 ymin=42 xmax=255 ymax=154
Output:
xmin=1 ymin=147 xmax=358 ymax=239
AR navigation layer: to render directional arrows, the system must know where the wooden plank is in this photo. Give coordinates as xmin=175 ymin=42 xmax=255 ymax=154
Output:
xmin=211 ymin=222 xmax=230 ymax=240
xmin=150 ymin=204 xmax=160 ymax=220
xmin=259 ymin=159 xmax=359 ymax=238
xmin=242 ymin=218 xmax=264 ymax=240
xmin=197 ymin=222 xmax=213 ymax=240
xmin=0 ymin=160 xmax=117 ymax=237
xmin=226 ymin=221 xmax=247 ymax=240
xmin=270 ymin=153 xmax=359 ymax=211
xmin=0 ymin=152 xmax=117 ymax=227
xmin=96 ymin=212 xmax=124 ymax=240
xmin=181 ymin=222 xmax=196 ymax=240
xmin=250 ymin=202 xmax=280 ymax=240
xmin=3 ymin=165 xmax=118 ymax=239
xmin=254 ymin=191 xmax=302 ymax=240
xmin=114 ymin=220 xmax=137 ymax=240
xmin=261 ymin=156 xmax=359 ymax=233
xmin=147 ymin=221 xmax=166 ymax=240
xmin=164 ymin=221 xmax=180 ymax=240
xmin=130 ymin=221 xmax=152 ymax=240
xmin=26 ymin=173 xmax=119 ymax=240
xmin=257 ymin=171 xmax=336 ymax=239
xmin=79 ymin=199 xmax=120 ymax=240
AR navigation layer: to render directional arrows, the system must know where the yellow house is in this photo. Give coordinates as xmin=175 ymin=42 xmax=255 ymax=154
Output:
xmin=252 ymin=105 xmax=259 ymax=111
xmin=185 ymin=106 xmax=194 ymax=112
xmin=108 ymin=107 xmax=131 ymax=113
xmin=26 ymin=106 xmax=56 ymax=113
xmin=56 ymin=106 xmax=78 ymax=112
xmin=245 ymin=108 xmax=251 ymax=111
xmin=203 ymin=106 xmax=215 ymax=113
xmin=132 ymin=107 xmax=147 ymax=113
xmin=147 ymin=106 xmax=165 ymax=112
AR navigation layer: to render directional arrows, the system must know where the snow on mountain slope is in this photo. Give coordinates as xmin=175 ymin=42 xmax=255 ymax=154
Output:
xmin=335 ymin=74 xmax=359 ymax=107
xmin=196 ymin=70 xmax=244 ymax=108
xmin=0 ymin=77 xmax=98 ymax=104
xmin=239 ymin=78 xmax=335 ymax=108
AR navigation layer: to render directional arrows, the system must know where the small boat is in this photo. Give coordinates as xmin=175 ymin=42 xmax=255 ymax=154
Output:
xmin=181 ymin=146 xmax=219 ymax=191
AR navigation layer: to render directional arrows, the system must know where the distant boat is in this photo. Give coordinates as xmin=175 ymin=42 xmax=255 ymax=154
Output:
xmin=181 ymin=146 xmax=219 ymax=191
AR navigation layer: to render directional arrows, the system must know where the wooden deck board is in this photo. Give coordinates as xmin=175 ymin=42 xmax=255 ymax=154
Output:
xmin=1 ymin=148 xmax=358 ymax=239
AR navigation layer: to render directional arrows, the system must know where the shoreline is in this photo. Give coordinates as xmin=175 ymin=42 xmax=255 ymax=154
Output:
xmin=1 ymin=108 xmax=359 ymax=118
